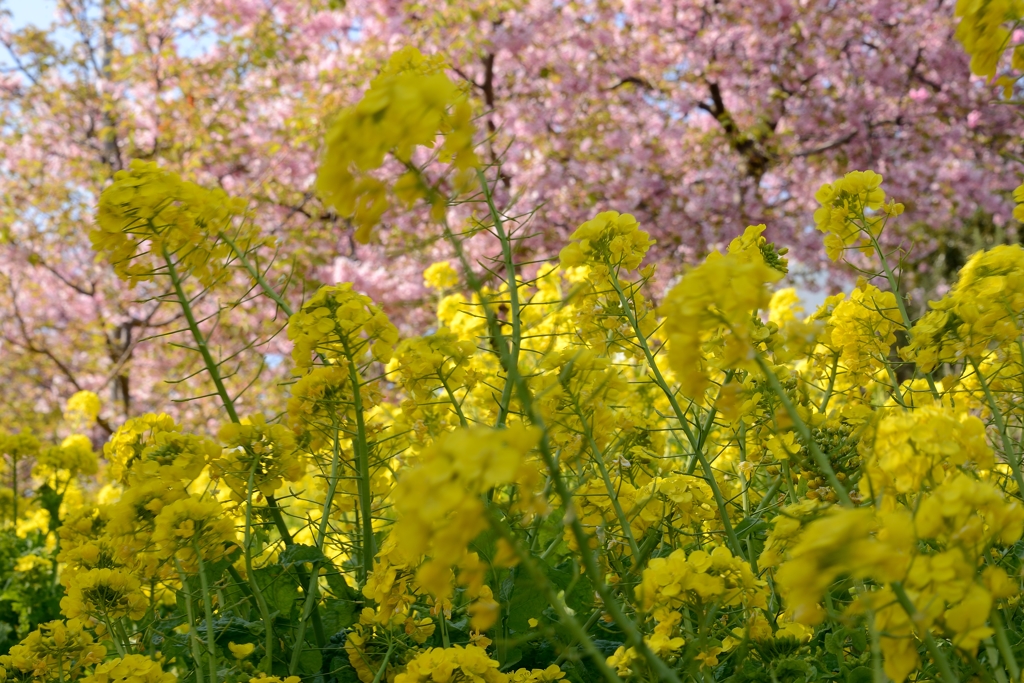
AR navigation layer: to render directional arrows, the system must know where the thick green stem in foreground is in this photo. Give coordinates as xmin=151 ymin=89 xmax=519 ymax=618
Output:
xmin=346 ymin=356 xmax=376 ymax=585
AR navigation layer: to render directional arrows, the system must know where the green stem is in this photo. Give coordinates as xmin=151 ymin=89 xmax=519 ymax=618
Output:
xmin=219 ymin=231 xmax=294 ymax=316
xmin=243 ymin=457 xmax=274 ymax=672
xmin=866 ymin=233 xmax=939 ymax=399
xmin=163 ymin=247 xmax=240 ymax=424
xmin=570 ymin=391 xmax=642 ymax=559
xmin=819 ymin=354 xmax=839 ymax=413
xmin=477 ymin=170 xmax=522 ymax=427
xmin=438 ymin=371 xmax=469 ymax=427
xmin=992 ymin=607 xmax=1021 ymax=681
xmin=290 ymin=416 xmax=345 ymax=675
xmin=101 ymin=614 xmax=126 ymax=658
xmin=371 ymin=643 xmax=396 ymax=683
xmin=195 ymin=543 xmax=219 ymax=683
xmin=755 ymin=357 xmax=852 ymax=506
xmin=607 ymin=276 xmax=746 ymax=560
xmin=891 ymin=582 xmax=957 ymax=683
xmin=175 ymin=561 xmax=205 ymax=683
xmin=969 ymin=356 xmax=1024 ymax=498
xmin=346 ymin=357 xmax=376 ymax=586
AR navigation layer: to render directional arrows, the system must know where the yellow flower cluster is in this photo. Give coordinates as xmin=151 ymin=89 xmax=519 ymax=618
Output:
xmin=91 ymin=160 xmax=253 ymax=287
xmin=860 ymin=405 xmax=992 ymax=495
xmin=825 ymin=282 xmax=901 ymax=386
xmin=60 ymin=568 xmax=148 ymax=622
xmin=660 ymin=225 xmax=784 ymax=399
xmin=905 ymin=244 xmax=1024 ymax=371
xmin=558 ymin=211 xmax=654 ymax=281
xmin=81 ymin=655 xmax=174 ymax=683
xmin=954 ymin=0 xmax=1024 ymax=79
xmin=33 ymin=435 xmax=98 ymax=483
xmin=63 ymin=391 xmax=101 ymax=430
xmin=316 ymin=47 xmax=478 ymax=243
xmin=813 ymin=170 xmax=903 ymax=261
xmin=287 ymin=283 xmax=399 ymax=370
xmin=391 ymin=425 xmax=540 ymax=599
xmin=423 ymin=261 xmax=459 ymax=291
xmin=0 ymin=620 xmax=105 ymax=683
xmin=387 ymin=329 xmax=476 ymax=403
xmin=215 ymin=415 xmax=305 ymax=499
xmin=393 ymin=645 xmax=504 ymax=683
xmin=150 ymin=495 xmax=238 ymax=572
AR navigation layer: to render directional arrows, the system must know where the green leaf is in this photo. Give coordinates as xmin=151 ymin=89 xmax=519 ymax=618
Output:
xmin=849 ymin=628 xmax=867 ymax=653
xmin=734 ymin=516 xmax=769 ymax=540
xmin=499 ymin=646 xmax=523 ymax=670
xmin=298 ymin=647 xmax=323 ymax=675
xmin=504 ymin=566 xmax=552 ymax=636
xmin=321 ymin=597 xmax=357 ymax=636
xmin=279 ymin=544 xmax=326 ymax=568
xmin=845 ymin=666 xmax=874 ymax=683
xmin=824 ymin=630 xmax=845 ymax=660
xmin=253 ymin=566 xmax=299 ymax=619
xmin=324 ymin=568 xmax=358 ymax=601
xmin=328 ymin=655 xmax=362 ymax=683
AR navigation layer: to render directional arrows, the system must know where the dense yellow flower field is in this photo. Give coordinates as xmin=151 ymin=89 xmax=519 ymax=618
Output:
xmin=6 ymin=8 xmax=1024 ymax=681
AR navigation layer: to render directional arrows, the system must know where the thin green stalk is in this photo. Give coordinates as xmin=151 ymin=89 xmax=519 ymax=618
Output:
xmin=175 ymin=561 xmax=205 ymax=683
xmin=755 ymin=357 xmax=852 ymax=506
xmin=781 ymin=461 xmax=799 ymax=506
xmin=992 ymin=607 xmax=1021 ymax=681
xmin=438 ymin=371 xmax=469 ymax=427
xmin=969 ymin=356 xmax=1024 ymax=497
xmin=866 ymin=233 xmax=939 ymax=399
xmin=101 ymin=614 xmax=126 ymax=658
xmin=219 ymin=232 xmax=294 ymax=316
xmin=570 ymin=394 xmax=642 ymax=559
xmin=346 ymin=357 xmax=376 ymax=585
xmin=290 ymin=416 xmax=345 ymax=675
xmin=819 ymin=354 xmax=840 ymax=413
xmin=686 ymin=371 xmax=733 ymax=475
xmin=243 ymin=458 xmax=274 ymax=672
xmin=114 ymin=620 xmax=133 ymax=655
xmin=195 ymin=543 xmax=219 ymax=683
xmin=477 ymin=170 xmax=522 ymax=427
xmin=163 ymin=248 xmax=240 ymax=424
xmin=891 ymin=582 xmax=957 ymax=683
xmin=607 ymin=276 xmax=746 ymax=560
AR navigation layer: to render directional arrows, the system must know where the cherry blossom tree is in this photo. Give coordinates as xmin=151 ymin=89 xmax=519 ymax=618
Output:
xmin=0 ymin=0 xmax=1017 ymax=430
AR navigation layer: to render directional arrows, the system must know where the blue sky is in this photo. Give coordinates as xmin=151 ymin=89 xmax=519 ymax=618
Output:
xmin=5 ymin=0 xmax=57 ymax=29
